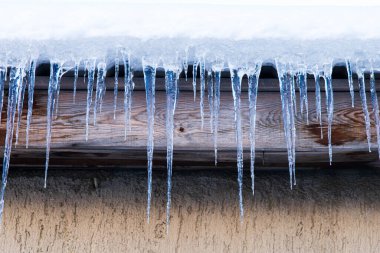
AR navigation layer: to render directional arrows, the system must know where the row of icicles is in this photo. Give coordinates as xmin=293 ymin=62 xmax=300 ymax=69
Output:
xmin=0 ymin=55 xmax=379 ymax=232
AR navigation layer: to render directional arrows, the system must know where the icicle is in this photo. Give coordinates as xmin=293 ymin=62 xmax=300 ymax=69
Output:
xmin=314 ymin=70 xmax=323 ymax=139
xmin=322 ymin=63 xmax=334 ymax=164
xmin=15 ymin=70 xmax=26 ymax=146
xmin=345 ymin=59 xmax=355 ymax=107
xmin=183 ymin=49 xmax=188 ymax=81
xmin=142 ymin=61 xmax=156 ymax=223
xmin=123 ymin=53 xmax=133 ymax=139
xmin=356 ymin=65 xmax=372 ymax=152
xmin=370 ymin=68 xmax=380 ymax=158
xmin=44 ymin=62 xmax=62 ymax=188
xmin=0 ymin=67 xmax=23 ymax=224
xmin=113 ymin=58 xmax=119 ymax=119
xmin=229 ymin=66 xmax=244 ymax=219
xmin=207 ymin=70 xmax=214 ymax=132
xmin=200 ymin=57 xmax=206 ymax=129
xmin=276 ymin=61 xmax=297 ymax=188
xmin=26 ymin=60 xmax=36 ymax=148
xmin=297 ymin=69 xmax=309 ymax=124
xmin=73 ymin=61 xmax=79 ymax=103
xmin=192 ymin=61 xmax=198 ymax=101
xmin=212 ymin=66 xmax=222 ymax=165
xmin=247 ymin=62 xmax=262 ymax=196
xmin=291 ymin=75 xmax=297 ymax=114
xmin=0 ymin=66 xmax=6 ymax=123
xmin=85 ymin=60 xmax=96 ymax=141
xmin=93 ymin=62 xmax=107 ymax=125
xmin=54 ymin=71 xmax=62 ymax=117
xmin=164 ymin=67 xmax=179 ymax=233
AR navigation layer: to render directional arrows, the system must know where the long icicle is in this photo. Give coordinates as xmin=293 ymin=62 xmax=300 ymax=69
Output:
xmin=200 ymin=57 xmax=206 ymax=129
xmin=192 ymin=61 xmax=198 ymax=101
xmin=314 ymin=70 xmax=323 ymax=139
xmin=26 ymin=60 xmax=36 ymax=148
xmin=93 ymin=62 xmax=107 ymax=125
xmin=0 ymin=66 xmax=23 ymax=224
xmin=298 ymin=69 xmax=309 ymax=124
xmin=85 ymin=60 xmax=96 ymax=141
xmin=370 ymin=68 xmax=380 ymax=158
xmin=164 ymin=67 xmax=179 ymax=233
xmin=356 ymin=65 xmax=372 ymax=152
xmin=123 ymin=53 xmax=133 ymax=139
xmin=247 ymin=62 xmax=262 ymax=196
xmin=73 ymin=61 xmax=79 ymax=103
xmin=44 ymin=62 xmax=62 ymax=188
xmin=323 ymin=63 xmax=334 ymax=164
xmin=207 ymin=69 xmax=214 ymax=132
xmin=14 ymin=71 xmax=26 ymax=146
xmin=229 ymin=66 xmax=244 ymax=219
xmin=0 ymin=66 xmax=6 ymax=123
xmin=212 ymin=66 xmax=222 ymax=165
xmin=345 ymin=59 xmax=355 ymax=107
xmin=113 ymin=58 xmax=119 ymax=119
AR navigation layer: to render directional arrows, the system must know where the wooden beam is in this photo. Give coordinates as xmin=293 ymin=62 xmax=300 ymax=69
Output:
xmin=1 ymin=80 xmax=379 ymax=168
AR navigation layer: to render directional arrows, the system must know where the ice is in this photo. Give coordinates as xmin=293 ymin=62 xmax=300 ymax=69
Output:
xmin=200 ymin=58 xmax=206 ymax=129
xmin=207 ymin=70 xmax=214 ymax=132
xmin=0 ymin=67 xmax=23 ymax=224
xmin=297 ymin=69 xmax=309 ymax=124
xmin=0 ymin=66 xmax=6 ymax=123
xmin=85 ymin=60 xmax=96 ymax=141
xmin=72 ymin=61 xmax=79 ymax=103
xmin=45 ymin=62 xmax=62 ymax=188
xmin=345 ymin=59 xmax=355 ymax=107
xmin=142 ymin=60 xmax=157 ymax=223
xmin=322 ymin=63 xmax=334 ymax=164
xmin=212 ymin=63 xmax=223 ymax=165
xmin=313 ymin=70 xmax=323 ymax=139
xmin=183 ymin=49 xmax=189 ymax=81
xmin=164 ymin=65 xmax=179 ymax=232
xmin=113 ymin=58 xmax=119 ymax=119
xmin=229 ymin=66 xmax=244 ymax=218
xmin=26 ymin=60 xmax=36 ymax=148
xmin=93 ymin=62 xmax=107 ymax=125
xmin=247 ymin=62 xmax=262 ymax=195
xmin=370 ymin=68 xmax=380 ymax=158
xmin=276 ymin=61 xmax=296 ymax=188
xmin=192 ymin=61 xmax=198 ymax=101
xmin=14 ymin=71 xmax=26 ymax=146
xmin=123 ymin=52 xmax=134 ymax=139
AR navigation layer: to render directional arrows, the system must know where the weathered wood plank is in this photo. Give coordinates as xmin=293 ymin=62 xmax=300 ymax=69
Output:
xmin=0 ymin=84 xmax=378 ymax=168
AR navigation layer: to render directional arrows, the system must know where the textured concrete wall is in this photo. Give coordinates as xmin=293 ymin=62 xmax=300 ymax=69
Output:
xmin=0 ymin=168 xmax=379 ymax=253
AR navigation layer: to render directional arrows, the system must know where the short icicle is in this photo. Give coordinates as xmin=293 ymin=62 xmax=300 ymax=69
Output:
xmin=93 ymin=62 xmax=107 ymax=125
xmin=207 ymin=70 xmax=214 ymax=131
xmin=356 ymin=63 xmax=372 ymax=152
xmin=192 ymin=61 xmax=198 ymax=101
xmin=370 ymin=68 xmax=380 ymax=158
xmin=297 ymin=69 xmax=309 ymax=124
xmin=247 ymin=62 xmax=262 ymax=195
xmin=113 ymin=58 xmax=119 ymax=119
xmin=229 ymin=65 xmax=245 ymax=219
xmin=26 ymin=60 xmax=36 ymax=148
xmin=45 ymin=62 xmax=62 ymax=188
xmin=313 ymin=69 xmax=323 ymax=139
xmin=322 ymin=63 xmax=334 ymax=164
xmin=199 ymin=57 xmax=206 ymax=129
xmin=0 ymin=66 xmax=24 ymax=224
xmin=164 ymin=66 xmax=179 ymax=233
xmin=142 ymin=61 xmax=156 ymax=223
xmin=73 ymin=61 xmax=79 ymax=103
xmin=345 ymin=59 xmax=355 ymax=107
xmin=123 ymin=53 xmax=134 ymax=139
xmin=85 ymin=60 xmax=96 ymax=141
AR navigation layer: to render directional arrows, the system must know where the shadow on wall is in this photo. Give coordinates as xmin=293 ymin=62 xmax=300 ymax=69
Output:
xmin=0 ymin=167 xmax=380 ymax=253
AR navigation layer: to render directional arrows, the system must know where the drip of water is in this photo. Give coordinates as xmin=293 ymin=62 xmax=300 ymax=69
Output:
xmin=229 ymin=66 xmax=244 ymax=219
xmin=73 ymin=61 xmax=79 ymax=103
xmin=0 ymin=66 xmax=6 ymax=123
xmin=207 ymin=70 xmax=214 ymax=132
xmin=276 ymin=61 xmax=297 ymax=188
xmin=322 ymin=63 xmax=334 ymax=164
xmin=45 ymin=62 xmax=62 ymax=188
xmin=85 ymin=60 xmax=96 ymax=141
xmin=93 ymin=62 xmax=107 ymax=125
xmin=200 ymin=57 xmax=206 ymax=129
xmin=164 ymin=67 xmax=179 ymax=233
xmin=113 ymin=58 xmax=119 ymax=119
xmin=26 ymin=60 xmax=36 ymax=148
xmin=212 ymin=65 xmax=222 ymax=165
xmin=370 ymin=69 xmax=380 ymax=158
xmin=123 ymin=53 xmax=134 ymax=139
xmin=356 ymin=64 xmax=372 ymax=152
xmin=142 ymin=61 xmax=156 ymax=223
xmin=0 ymin=67 xmax=23 ymax=224
xmin=192 ymin=61 xmax=198 ymax=101
xmin=247 ymin=62 xmax=262 ymax=196
xmin=345 ymin=59 xmax=355 ymax=107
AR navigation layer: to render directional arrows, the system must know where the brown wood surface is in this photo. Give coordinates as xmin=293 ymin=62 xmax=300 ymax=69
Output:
xmin=1 ymin=75 xmax=379 ymax=168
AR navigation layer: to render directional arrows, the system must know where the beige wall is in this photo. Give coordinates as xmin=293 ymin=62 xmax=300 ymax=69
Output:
xmin=0 ymin=168 xmax=379 ymax=253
